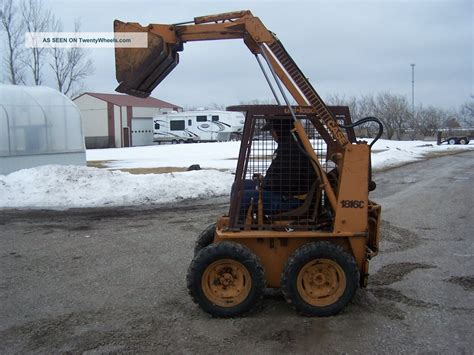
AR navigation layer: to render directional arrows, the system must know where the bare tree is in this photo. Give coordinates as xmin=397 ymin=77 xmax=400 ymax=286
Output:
xmin=21 ymin=0 xmax=51 ymax=85
xmin=238 ymin=98 xmax=278 ymax=105
xmin=325 ymin=93 xmax=348 ymax=107
xmin=406 ymin=105 xmax=420 ymax=140
xmin=49 ymin=19 xmax=94 ymax=96
xmin=207 ymin=102 xmax=226 ymax=110
xmin=325 ymin=94 xmax=379 ymax=138
xmin=371 ymin=92 xmax=410 ymax=140
xmin=457 ymin=97 xmax=474 ymax=127
xmin=0 ymin=0 xmax=25 ymax=84
xmin=445 ymin=116 xmax=461 ymax=129
xmin=320 ymin=92 xmax=473 ymax=140
xmin=412 ymin=105 xmax=443 ymax=137
xmin=326 ymin=94 xmax=361 ymax=134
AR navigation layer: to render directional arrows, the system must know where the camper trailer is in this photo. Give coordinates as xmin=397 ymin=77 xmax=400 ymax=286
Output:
xmin=153 ymin=110 xmax=245 ymax=143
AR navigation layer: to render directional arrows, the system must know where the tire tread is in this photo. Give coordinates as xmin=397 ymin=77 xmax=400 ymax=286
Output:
xmin=281 ymin=241 xmax=359 ymax=317
xmin=187 ymin=241 xmax=265 ymax=318
xmin=194 ymin=223 xmax=216 ymax=256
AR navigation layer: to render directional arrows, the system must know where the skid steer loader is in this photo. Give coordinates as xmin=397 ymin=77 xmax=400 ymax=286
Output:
xmin=113 ymin=10 xmax=383 ymax=317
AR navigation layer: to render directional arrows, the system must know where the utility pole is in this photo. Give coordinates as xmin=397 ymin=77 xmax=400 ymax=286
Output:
xmin=410 ymin=63 xmax=415 ymax=118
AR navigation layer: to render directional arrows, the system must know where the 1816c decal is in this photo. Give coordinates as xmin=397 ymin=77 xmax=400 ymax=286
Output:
xmin=341 ymin=200 xmax=364 ymax=208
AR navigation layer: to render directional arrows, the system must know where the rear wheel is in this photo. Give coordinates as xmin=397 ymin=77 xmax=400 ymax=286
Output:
xmin=281 ymin=241 xmax=358 ymax=317
xmin=459 ymin=138 xmax=467 ymax=145
xmin=194 ymin=223 xmax=216 ymax=256
xmin=187 ymin=242 xmax=265 ymax=317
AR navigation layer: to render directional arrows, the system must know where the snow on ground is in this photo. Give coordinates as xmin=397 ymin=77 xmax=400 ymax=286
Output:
xmin=87 ymin=141 xmax=242 ymax=171
xmin=1 ymin=139 xmax=472 ymax=209
xmin=0 ymin=165 xmax=234 ymax=209
xmin=86 ymin=139 xmax=474 ymax=172
xmin=370 ymin=139 xmax=474 ymax=170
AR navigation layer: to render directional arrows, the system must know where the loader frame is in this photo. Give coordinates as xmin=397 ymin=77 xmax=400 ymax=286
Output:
xmin=217 ymin=105 xmax=381 ymax=288
xmin=113 ymin=10 xmax=383 ymax=317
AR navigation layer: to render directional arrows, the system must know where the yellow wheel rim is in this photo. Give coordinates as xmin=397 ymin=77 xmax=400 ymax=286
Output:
xmin=297 ymin=259 xmax=346 ymax=307
xmin=201 ymin=259 xmax=252 ymax=307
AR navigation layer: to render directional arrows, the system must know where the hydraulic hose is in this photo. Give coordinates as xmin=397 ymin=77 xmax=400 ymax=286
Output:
xmin=338 ymin=116 xmax=384 ymax=148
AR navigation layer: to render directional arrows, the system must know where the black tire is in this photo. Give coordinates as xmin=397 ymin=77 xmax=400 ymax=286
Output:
xmin=187 ymin=241 xmax=265 ymax=318
xmin=448 ymin=138 xmax=456 ymax=145
xmin=194 ymin=223 xmax=216 ymax=256
xmin=281 ymin=241 xmax=359 ymax=317
xmin=459 ymin=138 xmax=467 ymax=145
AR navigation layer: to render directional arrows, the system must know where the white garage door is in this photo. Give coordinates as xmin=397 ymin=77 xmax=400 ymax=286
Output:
xmin=132 ymin=117 xmax=153 ymax=146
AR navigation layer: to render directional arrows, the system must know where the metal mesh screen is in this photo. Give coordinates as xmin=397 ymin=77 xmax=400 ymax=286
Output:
xmin=235 ymin=116 xmax=333 ymax=230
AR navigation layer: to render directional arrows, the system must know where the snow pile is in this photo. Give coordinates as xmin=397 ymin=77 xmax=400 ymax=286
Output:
xmin=0 ymin=165 xmax=234 ymax=209
xmin=1 ymin=139 xmax=472 ymax=209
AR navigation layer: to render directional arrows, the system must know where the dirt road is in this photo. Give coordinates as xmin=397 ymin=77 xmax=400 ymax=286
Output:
xmin=1 ymin=152 xmax=473 ymax=354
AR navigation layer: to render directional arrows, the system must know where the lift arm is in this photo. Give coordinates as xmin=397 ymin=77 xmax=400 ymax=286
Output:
xmin=114 ymin=10 xmax=349 ymax=151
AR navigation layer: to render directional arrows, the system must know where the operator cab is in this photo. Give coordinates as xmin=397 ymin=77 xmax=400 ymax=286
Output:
xmin=227 ymin=105 xmax=358 ymax=231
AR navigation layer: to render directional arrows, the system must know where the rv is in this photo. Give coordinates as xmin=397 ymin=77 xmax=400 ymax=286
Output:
xmin=153 ymin=110 xmax=245 ymax=143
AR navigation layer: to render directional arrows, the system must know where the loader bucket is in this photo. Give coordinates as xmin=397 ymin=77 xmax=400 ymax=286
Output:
xmin=114 ymin=20 xmax=180 ymax=98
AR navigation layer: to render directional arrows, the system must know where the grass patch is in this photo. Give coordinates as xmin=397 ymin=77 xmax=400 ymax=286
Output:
xmin=114 ymin=167 xmax=230 ymax=175
xmin=87 ymin=161 xmax=231 ymax=175
xmin=111 ymin=166 xmax=229 ymax=174
xmin=114 ymin=167 xmax=189 ymax=175
xmin=87 ymin=160 xmax=112 ymax=169
xmin=87 ymin=161 xmax=188 ymax=174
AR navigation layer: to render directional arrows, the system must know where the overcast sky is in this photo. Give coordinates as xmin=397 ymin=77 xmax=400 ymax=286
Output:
xmin=35 ymin=1 xmax=474 ymax=109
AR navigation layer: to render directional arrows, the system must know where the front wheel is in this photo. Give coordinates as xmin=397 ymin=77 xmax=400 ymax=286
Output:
xmin=281 ymin=241 xmax=359 ymax=317
xmin=448 ymin=138 xmax=456 ymax=145
xmin=187 ymin=242 xmax=265 ymax=318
